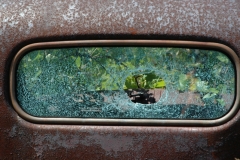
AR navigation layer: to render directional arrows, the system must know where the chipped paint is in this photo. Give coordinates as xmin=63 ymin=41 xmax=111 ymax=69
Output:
xmin=5 ymin=124 xmax=217 ymax=159
xmin=8 ymin=125 xmax=17 ymax=137
xmin=31 ymin=132 xmax=136 ymax=157
xmin=81 ymin=134 xmax=135 ymax=154
xmin=5 ymin=123 xmax=238 ymax=159
xmin=33 ymin=133 xmax=81 ymax=156
xmin=0 ymin=1 xmax=239 ymax=52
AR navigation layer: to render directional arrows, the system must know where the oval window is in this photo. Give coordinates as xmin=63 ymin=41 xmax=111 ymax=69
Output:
xmin=10 ymin=40 xmax=239 ymax=125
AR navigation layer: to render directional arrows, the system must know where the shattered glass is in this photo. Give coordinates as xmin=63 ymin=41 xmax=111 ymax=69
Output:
xmin=16 ymin=47 xmax=235 ymax=119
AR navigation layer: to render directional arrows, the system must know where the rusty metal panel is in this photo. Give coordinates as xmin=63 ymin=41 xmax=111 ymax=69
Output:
xmin=9 ymin=40 xmax=240 ymax=125
xmin=0 ymin=0 xmax=240 ymax=159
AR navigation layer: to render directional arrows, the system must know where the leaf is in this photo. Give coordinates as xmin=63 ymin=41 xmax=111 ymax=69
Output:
xmin=154 ymin=80 xmax=166 ymax=88
xmin=46 ymin=54 xmax=51 ymax=63
xmin=217 ymin=99 xmax=225 ymax=107
xmin=190 ymin=63 xmax=201 ymax=67
xmin=31 ymin=69 xmax=42 ymax=81
xmin=145 ymin=72 xmax=158 ymax=82
xmin=124 ymin=75 xmax=138 ymax=89
xmin=134 ymin=75 xmax=146 ymax=88
xmin=203 ymin=93 xmax=216 ymax=99
xmin=189 ymin=78 xmax=198 ymax=91
xmin=178 ymin=74 xmax=189 ymax=91
xmin=33 ymin=53 xmax=43 ymax=62
xmin=217 ymin=55 xmax=229 ymax=63
xmin=209 ymin=88 xmax=219 ymax=94
xmin=75 ymin=56 xmax=81 ymax=68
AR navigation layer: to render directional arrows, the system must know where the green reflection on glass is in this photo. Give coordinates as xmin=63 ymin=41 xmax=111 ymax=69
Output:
xmin=16 ymin=47 xmax=235 ymax=119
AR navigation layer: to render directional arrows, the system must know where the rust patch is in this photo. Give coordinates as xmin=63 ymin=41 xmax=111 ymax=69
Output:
xmin=128 ymin=27 xmax=138 ymax=35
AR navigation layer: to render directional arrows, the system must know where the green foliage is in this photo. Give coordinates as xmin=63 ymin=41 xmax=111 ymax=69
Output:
xmin=17 ymin=46 xmax=235 ymax=110
xmin=75 ymin=56 xmax=81 ymax=68
xmin=124 ymin=72 xmax=166 ymax=89
xmin=178 ymin=74 xmax=189 ymax=91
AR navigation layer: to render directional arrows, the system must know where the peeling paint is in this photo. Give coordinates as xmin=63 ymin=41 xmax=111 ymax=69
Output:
xmin=0 ymin=1 xmax=238 ymax=47
xmin=32 ymin=132 xmax=136 ymax=157
xmin=8 ymin=125 xmax=17 ymax=137
xmin=33 ymin=133 xmax=81 ymax=156
xmin=81 ymin=134 xmax=135 ymax=153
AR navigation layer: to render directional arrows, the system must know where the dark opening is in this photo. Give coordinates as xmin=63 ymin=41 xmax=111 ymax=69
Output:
xmin=124 ymin=72 xmax=166 ymax=104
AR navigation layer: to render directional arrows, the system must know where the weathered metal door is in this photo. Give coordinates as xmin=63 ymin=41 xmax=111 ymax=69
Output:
xmin=1 ymin=0 xmax=240 ymax=159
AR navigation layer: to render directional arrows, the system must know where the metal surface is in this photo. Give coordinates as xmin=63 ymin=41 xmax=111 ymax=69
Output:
xmin=10 ymin=40 xmax=240 ymax=126
xmin=1 ymin=0 xmax=240 ymax=159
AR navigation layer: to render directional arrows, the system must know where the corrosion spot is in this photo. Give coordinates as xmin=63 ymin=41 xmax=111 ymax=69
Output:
xmin=128 ymin=27 xmax=137 ymax=35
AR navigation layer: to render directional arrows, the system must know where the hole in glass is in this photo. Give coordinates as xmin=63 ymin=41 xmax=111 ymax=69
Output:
xmin=15 ymin=47 xmax=235 ymax=119
xmin=124 ymin=72 xmax=166 ymax=104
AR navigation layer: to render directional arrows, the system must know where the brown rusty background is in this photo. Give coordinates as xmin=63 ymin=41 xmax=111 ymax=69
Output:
xmin=0 ymin=0 xmax=240 ymax=159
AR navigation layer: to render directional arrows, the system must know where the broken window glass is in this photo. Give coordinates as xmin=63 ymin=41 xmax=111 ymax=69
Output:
xmin=16 ymin=47 xmax=235 ymax=119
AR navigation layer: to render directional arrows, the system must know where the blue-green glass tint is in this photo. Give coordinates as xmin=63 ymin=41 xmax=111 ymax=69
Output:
xmin=16 ymin=47 xmax=235 ymax=119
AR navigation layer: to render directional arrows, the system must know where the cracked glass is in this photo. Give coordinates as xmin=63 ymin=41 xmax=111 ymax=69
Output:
xmin=16 ymin=47 xmax=235 ymax=119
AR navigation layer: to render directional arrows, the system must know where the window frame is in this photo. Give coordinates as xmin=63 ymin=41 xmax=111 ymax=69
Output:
xmin=10 ymin=40 xmax=240 ymax=126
